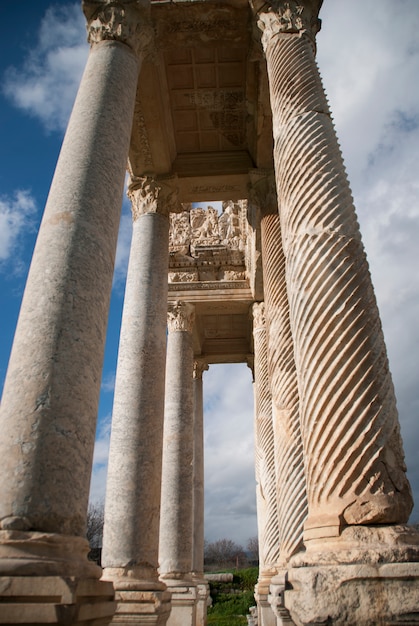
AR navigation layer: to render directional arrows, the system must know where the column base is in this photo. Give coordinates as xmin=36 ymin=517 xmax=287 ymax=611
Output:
xmin=102 ymin=568 xmax=171 ymax=626
xmin=0 ymin=576 xmax=116 ymax=625
xmin=0 ymin=530 xmax=102 ymax=578
xmin=192 ymin=577 xmax=209 ymax=626
xmin=162 ymin=578 xmax=197 ymax=626
xmin=0 ymin=530 xmax=115 ymax=624
xmin=268 ymin=572 xmax=296 ymax=626
xmin=255 ymin=571 xmax=278 ymax=626
xmin=284 ymin=525 xmax=419 ymax=626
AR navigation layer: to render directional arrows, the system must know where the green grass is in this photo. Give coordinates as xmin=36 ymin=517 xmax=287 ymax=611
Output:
xmin=207 ymin=615 xmax=247 ymax=625
xmin=206 ymin=567 xmax=258 ymax=625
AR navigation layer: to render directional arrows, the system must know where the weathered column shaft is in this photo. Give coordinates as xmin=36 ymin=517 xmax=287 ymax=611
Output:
xmin=0 ymin=13 xmax=140 ymax=552
xmin=102 ymin=177 xmax=178 ymax=581
xmin=159 ymin=302 xmax=196 ymax=578
xmin=192 ymin=360 xmax=210 ymax=626
xmin=252 ymin=303 xmax=280 ymax=572
xmin=192 ymin=360 xmax=208 ymax=577
xmin=252 ymin=171 xmax=308 ymax=564
xmin=252 ymin=302 xmax=280 ymax=626
xmin=256 ymin=1 xmax=412 ymax=537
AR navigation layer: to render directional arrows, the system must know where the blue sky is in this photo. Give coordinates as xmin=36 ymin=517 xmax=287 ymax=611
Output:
xmin=1 ymin=1 xmax=419 ymax=546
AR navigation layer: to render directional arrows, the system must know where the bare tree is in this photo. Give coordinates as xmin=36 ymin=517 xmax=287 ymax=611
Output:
xmin=247 ymin=536 xmax=259 ymax=564
xmin=86 ymin=501 xmax=104 ymax=564
xmin=204 ymin=538 xmax=247 ymax=569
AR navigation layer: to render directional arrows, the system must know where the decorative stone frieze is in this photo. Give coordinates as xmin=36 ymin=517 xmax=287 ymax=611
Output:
xmin=83 ymin=0 xmax=154 ymax=58
xmin=128 ymin=175 xmax=179 ymax=219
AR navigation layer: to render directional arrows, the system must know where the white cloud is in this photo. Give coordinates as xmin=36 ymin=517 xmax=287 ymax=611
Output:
xmin=3 ymin=4 xmax=88 ymax=132
xmin=90 ymin=414 xmax=112 ymax=504
xmin=203 ymin=364 xmax=257 ymax=544
xmin=0 ymin=190 xmax=37 ymax=272
xmin=101 ymin=372 xmax=116 ymax=394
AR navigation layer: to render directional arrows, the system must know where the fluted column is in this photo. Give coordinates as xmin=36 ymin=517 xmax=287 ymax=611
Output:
xmin=255 ymin=0 xmax=412 ymax=540
xmin=101 ymin=176 xmax=178 ymax=625
xmin=0 ymin=0 xmax=147 ymax=587
xmin=251 ymin=171 xmax=307 ymax=566
xmin=160 ymin=301 xmax=197 ymax=626
xmin=192 ymin=359 xmax=210 ymax=626
xmin=252 ymin=302 xmax=280 ymax=626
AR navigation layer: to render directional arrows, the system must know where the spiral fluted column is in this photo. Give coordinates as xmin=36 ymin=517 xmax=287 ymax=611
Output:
xmin=253 ymin=303 xmax=280 ymax=568
xmin=252 ymin=302 xmax=280 ymax=626
xmin=255 ymin=1 xmax=412 ymax=539
xmin=251 ymin=171 xmax=308 ymax=566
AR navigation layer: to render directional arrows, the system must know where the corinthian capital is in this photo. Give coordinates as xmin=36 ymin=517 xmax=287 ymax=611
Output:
xmin=252 ymin=301 xmax=266 ymax=332
xmin=193 ymin=359 xmax=209 ymax=380
xmin=252 ymin=1 xmax=322 ymax=50
xmin=249 ymin=169 xmax=277 ymax=216
xmin=128 ymin=175 xmax=179 ymax=220
xmin=83 ymin=0 xmax=153 ymax=57
xmin=167 ymin=301 xmax=195 ymax=334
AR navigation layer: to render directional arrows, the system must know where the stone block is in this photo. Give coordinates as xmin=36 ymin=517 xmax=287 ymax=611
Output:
xmin=0 ymin=576 xmax=115 ymax=625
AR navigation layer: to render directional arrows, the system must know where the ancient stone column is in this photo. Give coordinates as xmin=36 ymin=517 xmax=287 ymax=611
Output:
xmin=252 ymin=302 xmax=280 ymax=626
xmin=251 ymin=171 xmax=307 ymax=565
xmin=255 ymin=0 xmax=412 ymax=538
xmin=253 ymin=2 xmax=419 ymax=624
xmin=159 ymin=301 xmax=197 ymax=626
xmin=192 ymin=359 xmax=210 ymax=626
xmin=101 ymin=176 xmax=178 ymax=625
xmin=0 ymin=2 xmax=149 ymax=622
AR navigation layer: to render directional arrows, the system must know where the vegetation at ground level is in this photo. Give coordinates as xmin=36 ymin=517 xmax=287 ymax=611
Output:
xmin=207 ymin=567 xmax=258 ymax=625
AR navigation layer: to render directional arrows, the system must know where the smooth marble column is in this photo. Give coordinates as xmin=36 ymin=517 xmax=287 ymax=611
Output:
xmin=160 ymin=301 xmax=197 ymax=626
xmin=0 ymin=3 xmax=143 ymax=577
xmin=102 ymin=176 xmax=178 ymax=625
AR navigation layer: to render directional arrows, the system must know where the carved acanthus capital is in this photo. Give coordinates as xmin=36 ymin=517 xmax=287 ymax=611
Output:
xmin=249 ymin=169 xmax=278 ymax=216
xmin=252 ymin=301 xmax=266 ymax=332
xmin=193 ymin=359 xmax=209 ymax=380
xmin=128 ymin=175 xmax=179 ymax=220
xmin=83 ymin=0 xmax=154 ymax=58
xmin=253 ymin=1 xmax=322 ymax=51
xmin=167 ymin=301 xmax=195 ymax=334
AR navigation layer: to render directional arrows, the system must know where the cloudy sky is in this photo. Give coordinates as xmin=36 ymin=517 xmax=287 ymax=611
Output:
xmin=0 ymin=1 xmax=418 ymax=547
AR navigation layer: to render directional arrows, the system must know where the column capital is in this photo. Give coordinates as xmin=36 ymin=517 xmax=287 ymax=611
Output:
xmin=128 ymin=175 xmax=179 ymax=220
xmin=167 ymin=301 xmax=195 ymax=334
xmin=193 ymin=359 xmax=209 ymax=381
xmin=252 ymin=301 xmax=266 ymax=332
xmin=249 ymin=169 xmax=278 ymax=216
xmin=83 ymin=0 xmax=154 ymax=58
xmin=251 ymin=1 xmax=322 ymax=51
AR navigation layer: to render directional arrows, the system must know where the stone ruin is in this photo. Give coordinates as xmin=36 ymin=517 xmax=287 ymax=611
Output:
xmin=1 ymin=1 xmax=419 ymax=625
